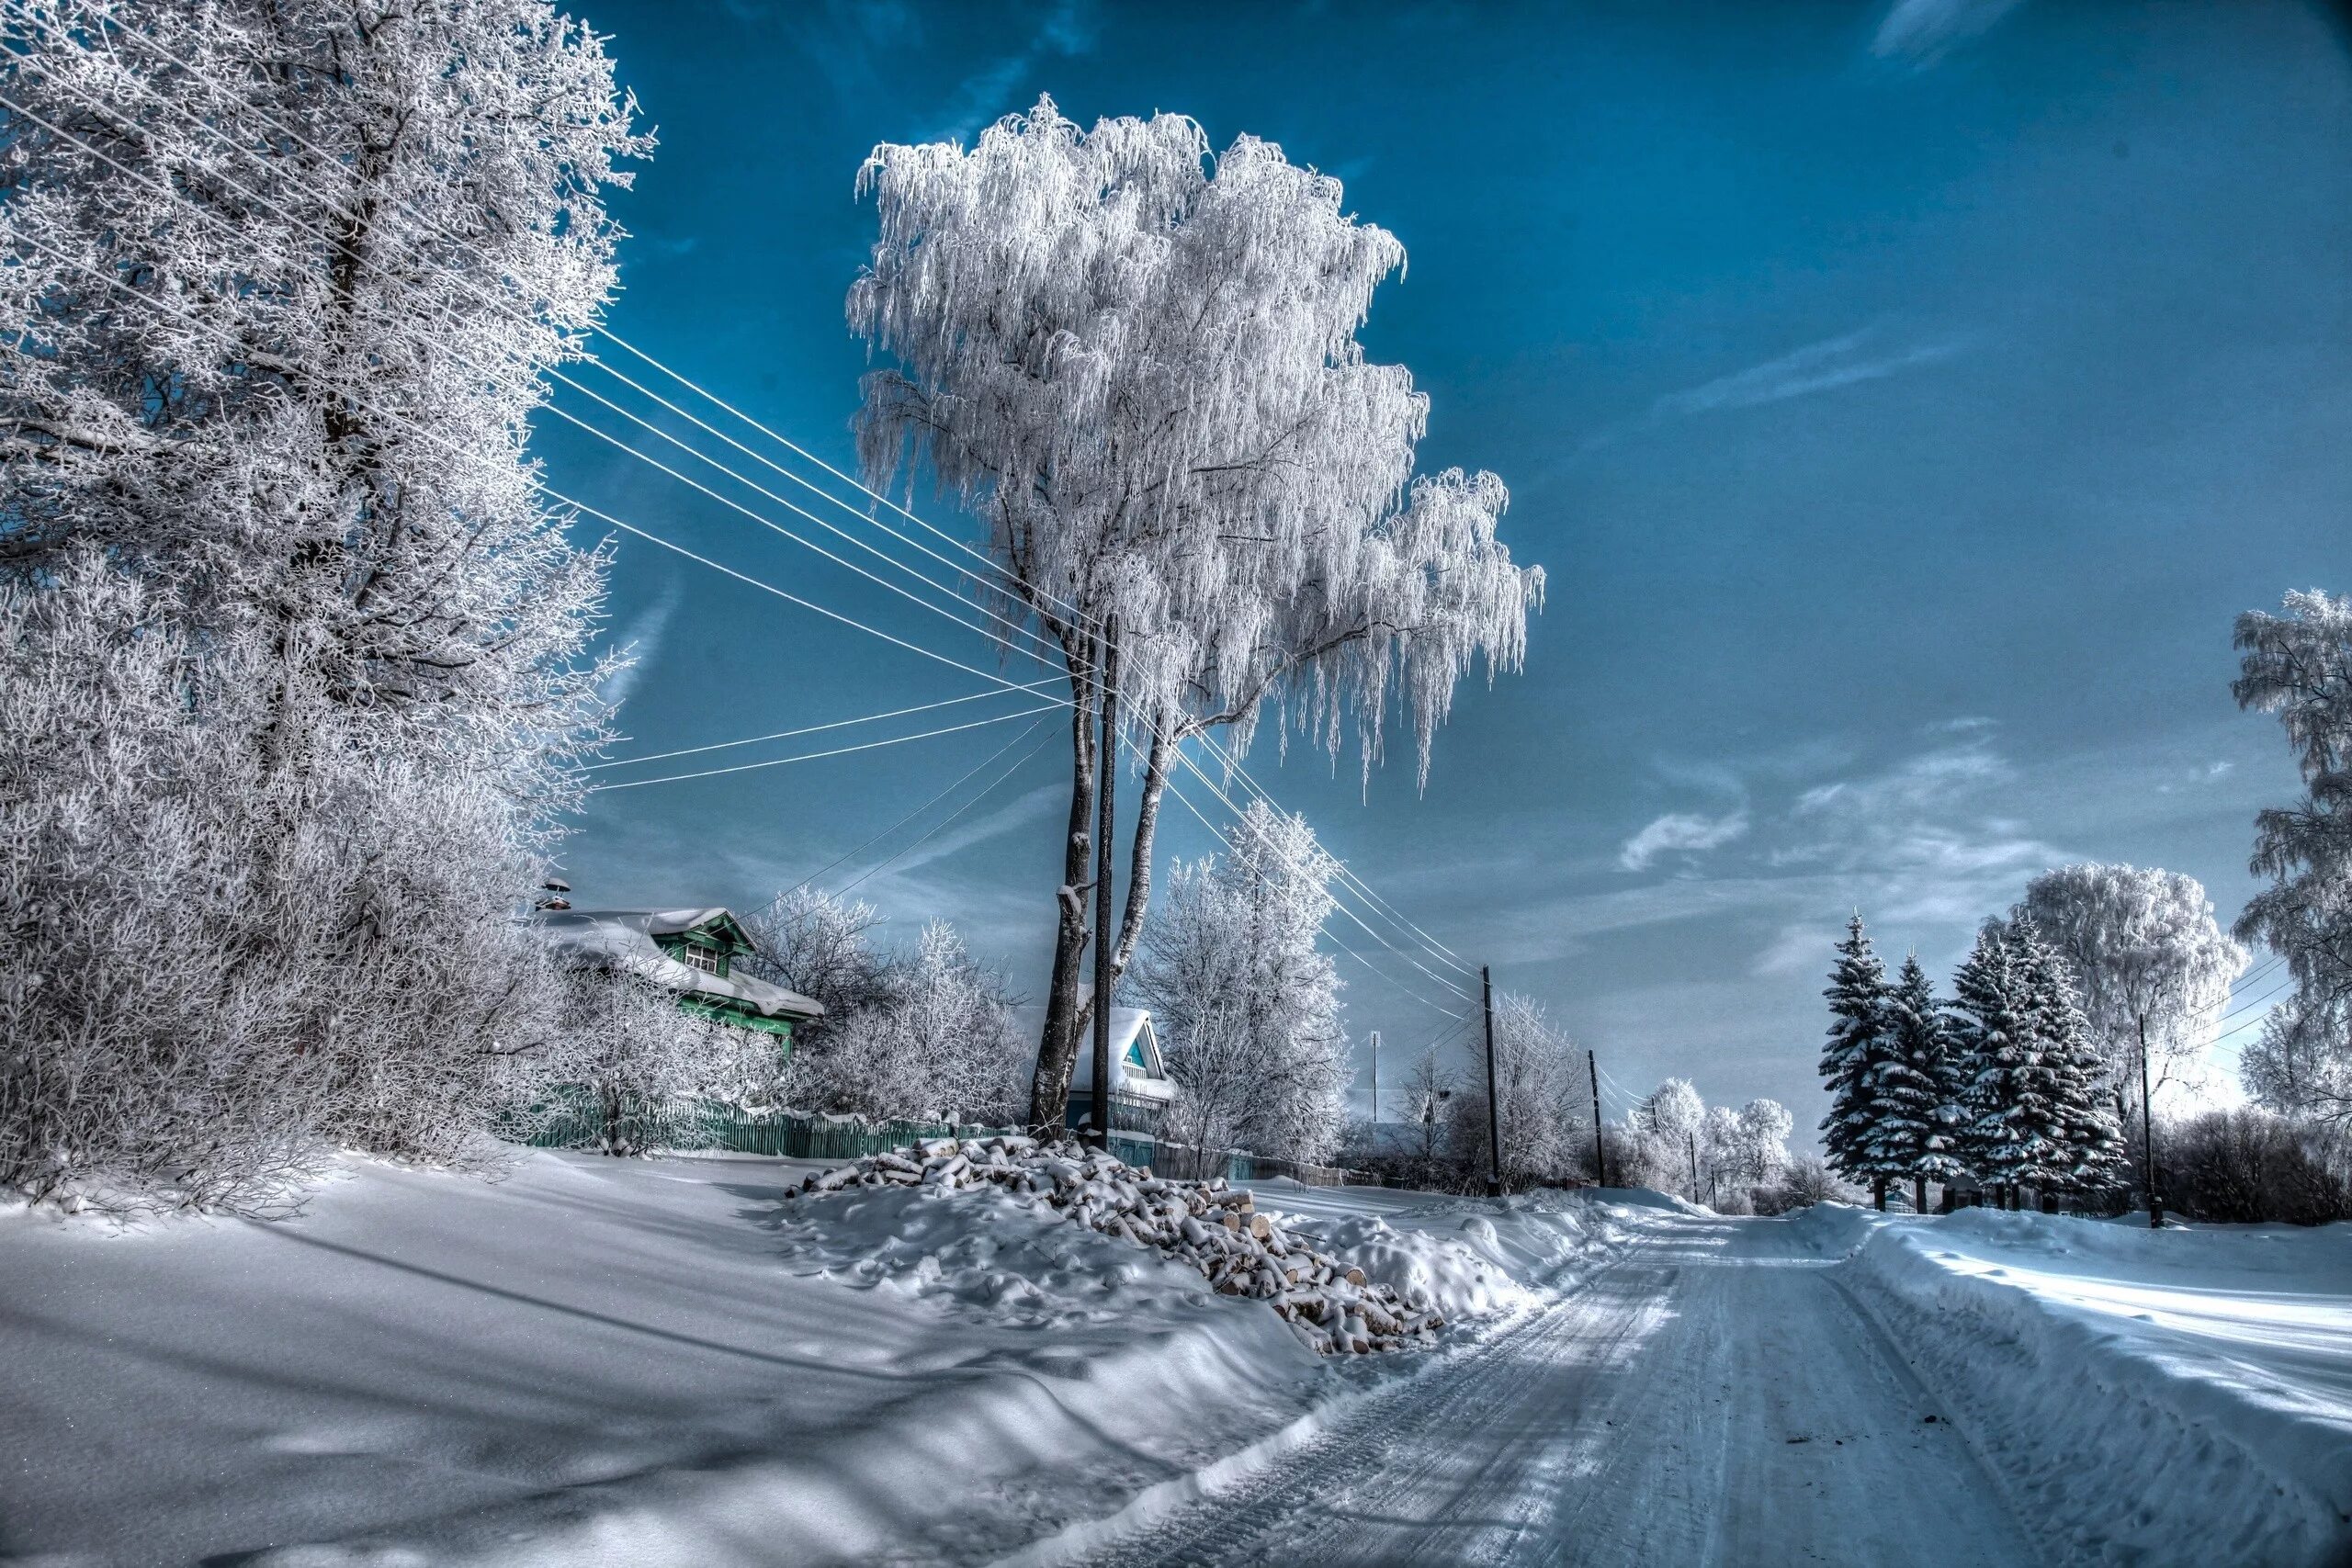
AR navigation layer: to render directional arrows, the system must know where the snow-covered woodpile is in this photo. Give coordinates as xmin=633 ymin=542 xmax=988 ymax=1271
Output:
xmin=792 ymin=1135 xmax=1444 ymax=1354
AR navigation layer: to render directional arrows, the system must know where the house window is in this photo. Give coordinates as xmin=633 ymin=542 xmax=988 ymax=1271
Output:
xmin=678 ymin=944 xmax=722 ymax=976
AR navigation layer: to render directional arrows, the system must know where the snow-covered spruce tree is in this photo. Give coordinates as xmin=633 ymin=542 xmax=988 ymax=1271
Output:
xmin=1951 ymin=921 xmax=2084 ymax=1208
xmin=1819 ymin=915 xmax=1899 ymax=1207
xmin=1871 ymin=953 xmax=1967 ymax=1214
xmin=0 ymin=3 xmax=646 ymax=1213
xmin=2233 ymin=592 xmax=2352 ymax=1128
xmin=849 ymin=99 xmax=1542 ymax=1132
xmin=1946 ymin=925 xmax=2026 ymax=1205
xmin=1133 ymin=800 xmax=1349 ymax=1166
xmin=2012 ymin=918 xmax=2126 ymax=1201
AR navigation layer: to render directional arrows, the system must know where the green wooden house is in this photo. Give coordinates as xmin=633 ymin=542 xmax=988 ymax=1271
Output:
xmin=535 ymin=906 xmax=823 ymax=1050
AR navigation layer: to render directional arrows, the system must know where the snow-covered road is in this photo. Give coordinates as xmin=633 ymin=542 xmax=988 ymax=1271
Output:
xmin=1065 ymin=1210 xmax=2037 ymax=1568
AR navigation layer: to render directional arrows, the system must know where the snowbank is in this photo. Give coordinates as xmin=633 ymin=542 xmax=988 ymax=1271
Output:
xmin=1260 ymin=1182 xmax=1634 ymax=1322
xmin=785 ymin=1138 xmax=1443 ymax=1352
xmin=1835 ymin=1209 xmax=2352 ymax=1567
xmin=0 ymin=1151 xmax=1625 ymax=1566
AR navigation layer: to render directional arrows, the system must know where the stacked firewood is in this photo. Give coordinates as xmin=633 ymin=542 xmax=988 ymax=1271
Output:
xmin=791 ymin=1135 xmax=1444 ymax=1354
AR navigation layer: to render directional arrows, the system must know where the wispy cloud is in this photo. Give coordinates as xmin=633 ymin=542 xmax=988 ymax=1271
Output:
xmin=928 ymin=0 xmax=1099 ymax=143
xmin=1620 ymin=809 xmax=1750 ymax=872
xmin=1871 ymin=0 xmax=2026 ymax=65
xmin=600 ymin=581 xmax=682 ymax=712
xmin=887 ymin=782 xmax=1063 ymax=878
xmin=1651 ymin=328 xmax=1964 ymax=420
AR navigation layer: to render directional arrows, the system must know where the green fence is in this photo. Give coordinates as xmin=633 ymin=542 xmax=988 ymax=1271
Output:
xmin=513 ymin=1091 xmax=1015 ymax=1161
xmin=514 ymin=1094 xmax=1361 ymax=1186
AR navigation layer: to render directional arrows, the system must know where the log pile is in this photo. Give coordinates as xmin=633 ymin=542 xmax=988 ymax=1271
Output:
xmin=790 ymin=1135 xmax=1445 ymax=1354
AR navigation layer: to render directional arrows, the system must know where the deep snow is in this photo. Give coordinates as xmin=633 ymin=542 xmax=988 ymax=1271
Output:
xmin=1814 ymin=1204 xmax=2352 ymax=1568
xmin=5 ymin=1159 xmax=2346 ymax=1568
xmin=0 ymin=1151 xmax=1621 ymax=1566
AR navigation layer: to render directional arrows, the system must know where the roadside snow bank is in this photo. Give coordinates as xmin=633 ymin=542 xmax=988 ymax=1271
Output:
xmin=1262 ymin=1185 xmax=1634 ymax=1322
xmin=1835 ymin=1209 xmax=2352 ymax=1567
xmin=786 ymin=1138 xmax=1444 ymax=1352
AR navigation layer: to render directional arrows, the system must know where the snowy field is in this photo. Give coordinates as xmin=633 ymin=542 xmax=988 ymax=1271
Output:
xmin=0 ymin=1151 xmax=1624 ymax=1566
xmin=2 ymin=1153 xmax=2346 ymax=1567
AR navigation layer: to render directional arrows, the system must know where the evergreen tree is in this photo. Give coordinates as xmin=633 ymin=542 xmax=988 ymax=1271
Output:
xmin=1820 ymin=914 xmax=1895 ymax=1204
xmin=1948 ymin=924 xmax=2033 ymax=1206
xmin=2014 ymin=919 xmax=2127 ymax=1198
xmin=1871 ymin=953 xmax=1968 ymax=1213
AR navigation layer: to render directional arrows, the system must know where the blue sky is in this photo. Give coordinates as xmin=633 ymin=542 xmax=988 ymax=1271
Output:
xmin=547 ymin=0 xmax=2352 ymax=1137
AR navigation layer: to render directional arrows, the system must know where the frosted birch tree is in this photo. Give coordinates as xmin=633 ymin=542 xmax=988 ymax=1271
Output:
xmin=2015 ymin=864 xmax=2245 ymax=1121
xmin=0 ymin=0 xmax=645 ymax=1212
xmin=1448 ymin=993 xmax=1587 ymax=1190
xmin=2233 ymin=592 xmax=2352 ymax=1123
xmin=848 ymin=98 xmax=1543 ymax=1131
xmin=1135 ymin=800 xmax=1349 ymax=1164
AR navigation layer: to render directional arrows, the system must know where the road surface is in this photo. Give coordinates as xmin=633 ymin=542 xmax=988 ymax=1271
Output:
xmin=1073 ymin=1210 xmax=2041 ymax=1568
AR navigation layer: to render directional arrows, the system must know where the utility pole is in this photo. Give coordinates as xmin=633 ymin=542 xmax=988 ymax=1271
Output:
xmin=1687 ymin=1131 xmax=1699 ymax=1202
xmin=2138 ymin=1012 xmax=2161 ymax=1230
xmin=1370 ymin=1030 xmax=1381 ymax=1131
xmin=1588 ymin=1049 xmax=1608 ymax=1188
xmin=1089 ymin=617 xmax=1120 ymax=1152
xmin=1481 ymin=965 xmax=1502 ymax=1196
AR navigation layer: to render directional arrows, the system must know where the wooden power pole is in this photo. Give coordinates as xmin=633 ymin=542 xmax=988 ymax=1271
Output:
xmin=1089 ymin=618 xmax=1120 ymax=1151
xmin=1482 ymin=965 xmax=1502 ymax=1196
xmin=2139 ymin=1013 xmax=2162 ymax=1230
xmin=1370 ymin=1030 xmax=1381 ymax=1131
xmin=1588 ymin=1049 xmax=1607 ymax=1188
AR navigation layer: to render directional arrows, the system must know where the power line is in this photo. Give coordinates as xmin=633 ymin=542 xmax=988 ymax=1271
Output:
xmin=2 ymin=223 xmax=1079 ymax=724
xmin=1158 ymin=769 xmax=1470 ymax=1022
xmin=583 ymin=681 xmax=1061 ymax=773
xmin=0 ymin=62 xmax=1092 ymax=699
xmin=837 ymin=724 xmax=1058 ymax=897
xmin=7 ymin=30 xmax=1485 ymax=1005
xmin=4 ymin=0 xmax=1104 ymax=640
xmin=757 ymin=717 xmax=1058 ymax=916
xmin=586 ymin=703 xmax=1062 ymax=793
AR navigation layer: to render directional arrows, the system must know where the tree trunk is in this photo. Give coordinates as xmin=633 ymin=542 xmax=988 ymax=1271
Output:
xmin=1872 ymin=1175 xmax=1887 ymax=1213
xmin=1027 ymin=644 xmax=1099 ymax=1134
xmin=1913 ymin=1174 xmax=1928 ymax=1216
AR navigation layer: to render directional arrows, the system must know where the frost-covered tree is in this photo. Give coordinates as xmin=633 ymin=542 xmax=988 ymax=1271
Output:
xmin=1134 ymin=801 xmax=1349 ymax=1164
xmin=1871 ymin=953 xmax=1968 ymax=1214
xmin=760 ymin=899 xmax=1025 ymax=1126
xmin=552 ymin=968 xmax=776 ymax=1156
xmin=2012 ymin=917 xmax=2126 ymax=1198
xmin=1401 ymin=1044 xmax=1458 ymax=1164
xmin=1948 ymin=924 xmax=2033 ymax=1206
xmin=2015 ymin=864 xmax=2245 ymax=1151
xmin=1447 ymin=993 xmax=1586 ymax=1190
xmin=2232 ymin=591 xmax=2352 ymax=1128
xmin=0 ymin=2 xmax=645 ymax=1213
xmin=1632 ymin=1077 xmax=1707 ymax=1198
xmin=2243 ymin=995 xmax=2352 ymax=1130
xmin=849 ymin=98 xmax=1541 ymax=1131
xmin=1819 ymin=915 xmax=1898 ymax=1205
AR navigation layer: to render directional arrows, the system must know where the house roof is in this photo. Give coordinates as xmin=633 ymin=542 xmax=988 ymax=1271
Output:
xmin=1014 ymin=997 xmax=1177 ymax=1103
xmin=534 ymin=908 xmax=823 ymax=1021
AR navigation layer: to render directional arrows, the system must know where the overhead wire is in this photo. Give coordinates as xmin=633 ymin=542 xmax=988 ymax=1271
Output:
xmin=5 ymin=17 xmax=1491 ymax=1009
xmin=583 ymin=681 xmax=1061 ymax=773
xmin=586 ymin=703 xmax=1062 ymax=793
xmin=1 ymin=0 xmax=1102 ymax=637
xmin=0 ymin=59 xmax=1095 ymax=701
xmin=835 ymin=724 xmax=1059 ymax=898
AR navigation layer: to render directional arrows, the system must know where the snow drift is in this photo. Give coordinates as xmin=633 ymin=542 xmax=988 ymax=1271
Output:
xmin=1819 ymin=1206 xmax=2352 ymax=1567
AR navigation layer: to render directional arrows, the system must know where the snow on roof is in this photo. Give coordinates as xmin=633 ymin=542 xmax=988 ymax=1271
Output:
xmin=533 ymin=908 xmax=823 ymax=1021
xmin=1012 ymin=996 xmax=1176 ymax=1102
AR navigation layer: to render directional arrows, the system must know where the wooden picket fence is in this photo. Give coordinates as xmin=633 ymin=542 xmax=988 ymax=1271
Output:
xmin=513 ymin=1093 xmax=1374 ymax=1187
